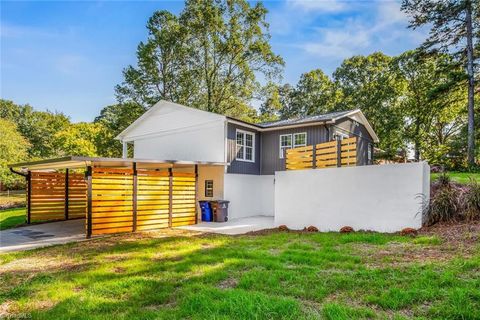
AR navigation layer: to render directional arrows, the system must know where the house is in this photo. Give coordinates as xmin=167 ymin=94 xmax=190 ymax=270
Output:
xmin=116 ymin=100 xmax=379 ymax=220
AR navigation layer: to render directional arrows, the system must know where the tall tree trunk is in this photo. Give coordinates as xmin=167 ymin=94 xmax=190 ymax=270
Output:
xmin=465 ymin=0 xmax=476 ymax=167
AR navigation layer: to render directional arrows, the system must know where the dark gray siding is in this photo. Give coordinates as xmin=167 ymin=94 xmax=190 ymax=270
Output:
xmin=226 ymin=123 xmax=261 ymax=175
xmin=260 ymin=125 xmax=329 ymax=175
xmin=330 ymin=118 xmax=374 ymax=165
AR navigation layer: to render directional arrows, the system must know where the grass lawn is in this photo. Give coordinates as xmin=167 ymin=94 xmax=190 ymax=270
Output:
xmin=0 ymin=194 xmax=26 ymax=209
xmin=0 ymin=223 xmax=479 ymax=319
xmin=431 ymin=171 xmax=480 ymax=184
xmin=0 ymin=207 xmax=26 ymax=230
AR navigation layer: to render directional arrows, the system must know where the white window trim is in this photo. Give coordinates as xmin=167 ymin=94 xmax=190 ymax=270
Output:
xmin=279 ymin=132 xmax=307 ymax=159
xmin=235 ymin=129 xmax=255 ymax=163
xmin=293 ymin=132 xmax=307 ymax=148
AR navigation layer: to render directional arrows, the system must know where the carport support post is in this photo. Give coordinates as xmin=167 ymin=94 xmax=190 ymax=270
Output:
xmin=86 ymin=166 xmax=92 ymax=239
xmin=64 ymin=168 xmax=69 ymax=220
xmin=132 ymin=162 xmax=137 ymax=232
xmin=26 ymin=171 xmax=31 ymax=224
xmin=194 ymin=165 xmax=198 ymax=224
xmin=168 ymin=168 xmax=173 ymax=228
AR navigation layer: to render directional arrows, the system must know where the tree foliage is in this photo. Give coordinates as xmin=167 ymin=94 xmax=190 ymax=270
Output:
xmin=116 ymin=0 xmax=284 ymax=117
xmin=401 ymin=0 xmax=478 ymax=166
xmin=0 ymin=119 xmax=30 ymax=189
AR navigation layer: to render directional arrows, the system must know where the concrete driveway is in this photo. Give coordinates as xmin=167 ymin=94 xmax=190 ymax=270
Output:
xmin=0 ymin=219 xmax=85 ymax=253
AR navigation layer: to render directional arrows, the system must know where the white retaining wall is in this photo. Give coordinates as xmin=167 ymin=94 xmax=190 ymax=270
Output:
xmin=274 ymin=162 xmax=430 ymax=232
xmin=224 ymin=174 xmax=275 ymax=220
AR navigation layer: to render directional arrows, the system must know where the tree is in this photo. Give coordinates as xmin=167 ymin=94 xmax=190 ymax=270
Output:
xmin=259 ymin=82 xmax=282 ymax=122
xmin=393 ymin=50 xmax=466 ymax=162
xmin=116 ymin=11 xmax=197 ymax=108
xmin=94 ymin=102 xmax=145 ymax=157
xmin=0 ymin=99 xmax=70 ymax=158
xmin=0 ymin=119 xmax=30 ymax=189
xmin=53 ymin=122 xmax=105 ymax=157
xmin=117 ymin=0 xmax=284 ymax=116
xmin=291 ymin=69 xmax=339 ymax=116
xmin=401 ymin=0 xmax=479 ymax=166
xmin=333 ymin=53 xmax=405 ymax=157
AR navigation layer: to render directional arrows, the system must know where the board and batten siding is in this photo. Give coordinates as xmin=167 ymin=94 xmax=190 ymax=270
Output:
xmin=226 ymin=123 xmax=261 ymax=175
xmin=331 ymin=118 xmax=374 ymax=166
xmin=260 ymin=125 xmax=329 ymax=175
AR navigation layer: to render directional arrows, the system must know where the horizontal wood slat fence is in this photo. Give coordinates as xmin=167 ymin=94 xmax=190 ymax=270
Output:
xmin=27 ymin=166 xmax=198 ymax=237
xmin=286 ymin=137 xmax=357 ymax=170
xmin=29 ymin=171 xmax=87 ymax=222
xmin=89 ymin=167 xmax=197 ymax=237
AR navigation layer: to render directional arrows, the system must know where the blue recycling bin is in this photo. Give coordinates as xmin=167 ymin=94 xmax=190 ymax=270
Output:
xmin=199 ymin=201 xmax=213 ymax=222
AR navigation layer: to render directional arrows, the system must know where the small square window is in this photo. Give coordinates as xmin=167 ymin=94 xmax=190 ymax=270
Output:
xmin=205 ymin=180 xmax=213 ymax=197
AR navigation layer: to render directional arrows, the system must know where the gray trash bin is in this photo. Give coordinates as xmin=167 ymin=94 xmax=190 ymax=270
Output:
xmin=210 ymin=200 xmax=229 ymax=222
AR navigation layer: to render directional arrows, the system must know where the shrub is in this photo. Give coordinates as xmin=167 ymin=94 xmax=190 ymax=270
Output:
xmin=424 ymin=184 xmax=459 ymax=226
xmin=463 ymin=178 xmax=480 ymax=221
xmin=278 ymin=225 xmax=289 ymax=231
xmin=306 ymin=226 xmax=318 ymax=232
xmin=340 ymin=226 xmax=354 ymax=233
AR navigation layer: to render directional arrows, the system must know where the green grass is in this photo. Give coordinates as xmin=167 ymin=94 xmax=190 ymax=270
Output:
xmin=0 ymin=207 xmax=26 ymax=230
xmin=0 ymin=229 xmax=479 ymax=319
xmin=431 ymin=171 xmax=480 ymax=184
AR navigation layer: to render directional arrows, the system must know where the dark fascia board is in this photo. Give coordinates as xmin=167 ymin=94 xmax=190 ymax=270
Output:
xmin=226 ymin=116 xmax=329 ymax=131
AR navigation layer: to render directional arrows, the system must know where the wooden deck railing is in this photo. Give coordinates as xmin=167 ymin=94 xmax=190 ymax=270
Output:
xmin=286 ymin=137 xmax=357 ymax=170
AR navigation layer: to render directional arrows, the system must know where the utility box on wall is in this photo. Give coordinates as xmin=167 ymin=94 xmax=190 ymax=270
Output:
xmin=274 ymin=162 xmax=430 ymax=233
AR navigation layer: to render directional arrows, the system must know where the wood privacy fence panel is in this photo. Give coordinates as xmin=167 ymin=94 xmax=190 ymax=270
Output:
xmin=315 ymin=140 xmax=338 ymax=168
xmin=285 ymin=145 xmax=314 ymax=170
xmin=136 ymin=170 xmax=170 ymax=231
xmin=340 ymin=137 xmax=357 ymax=166
xmin=30 ymin=172 xmax=66 ymax=222
xmin=68 ymin=173 xmax=87 ymax=219
xmin=91 ymin=168 xmax=134 ymax=235
xmin=285 ymin=138 xmax=357 ymax=170
xmin=171 ymin=173 xmax=197 ymax=227
xmin=89 ymin=167 xmax=197 ymax=236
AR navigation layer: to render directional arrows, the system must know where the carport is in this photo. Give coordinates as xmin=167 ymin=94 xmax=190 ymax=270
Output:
xmin=9 ymin=156 xmax=227 ymax=238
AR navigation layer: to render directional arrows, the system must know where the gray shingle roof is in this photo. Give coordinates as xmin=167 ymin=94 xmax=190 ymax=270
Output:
xmin=256 ymin=110 xmax=355 ymax=128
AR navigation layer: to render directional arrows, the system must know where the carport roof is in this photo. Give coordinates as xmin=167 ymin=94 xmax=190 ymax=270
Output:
xmin=9 ymin=156 xmax=228 ymax=171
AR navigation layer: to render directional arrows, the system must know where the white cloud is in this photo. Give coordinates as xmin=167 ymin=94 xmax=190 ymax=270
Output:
xmin=286 ymin=0 xmax=347 ymax=13
xmin=301 ymin=22 xmax=371 ymax=57
xmin=295 ymin=0 xmax=427 ymax=60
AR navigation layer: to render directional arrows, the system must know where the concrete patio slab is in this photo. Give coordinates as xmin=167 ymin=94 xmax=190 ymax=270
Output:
xmin=0 ymin=219 xmax=85 ymax=253
xmin=177 ymin=215 xmax=274 ymax=235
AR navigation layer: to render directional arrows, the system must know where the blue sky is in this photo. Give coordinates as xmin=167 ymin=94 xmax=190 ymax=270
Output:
xmin=1 ymin=0 xmax=427 ymax=122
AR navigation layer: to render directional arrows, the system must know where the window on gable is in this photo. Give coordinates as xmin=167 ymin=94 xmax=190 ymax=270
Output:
xmin=236 ymin=130 xmax=254 ymax=162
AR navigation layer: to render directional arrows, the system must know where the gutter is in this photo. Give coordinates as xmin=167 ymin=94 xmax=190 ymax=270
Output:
xmin=10 ymin=167 xmax=27 ymax=177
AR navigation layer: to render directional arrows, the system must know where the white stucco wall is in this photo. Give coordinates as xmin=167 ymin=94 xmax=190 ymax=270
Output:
xmin=274 ymin=162 xmax=430 ymax=232
xmin=224 ymin=174 xmax=275 ymax=220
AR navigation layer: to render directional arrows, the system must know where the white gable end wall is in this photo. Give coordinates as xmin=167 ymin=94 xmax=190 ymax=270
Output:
xmin=133 ymin=120 xmax=226 ymax=162
xmin=120 ymin=101 xmax=227 ymax=162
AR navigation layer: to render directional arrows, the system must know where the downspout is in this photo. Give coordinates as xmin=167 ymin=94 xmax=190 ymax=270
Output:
xmin=9 ymin=167 xmax=27 ymax=177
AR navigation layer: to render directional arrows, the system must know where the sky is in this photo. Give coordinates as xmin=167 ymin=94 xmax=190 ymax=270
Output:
xmin=1 ymin=0 xmax=428 ymax=122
